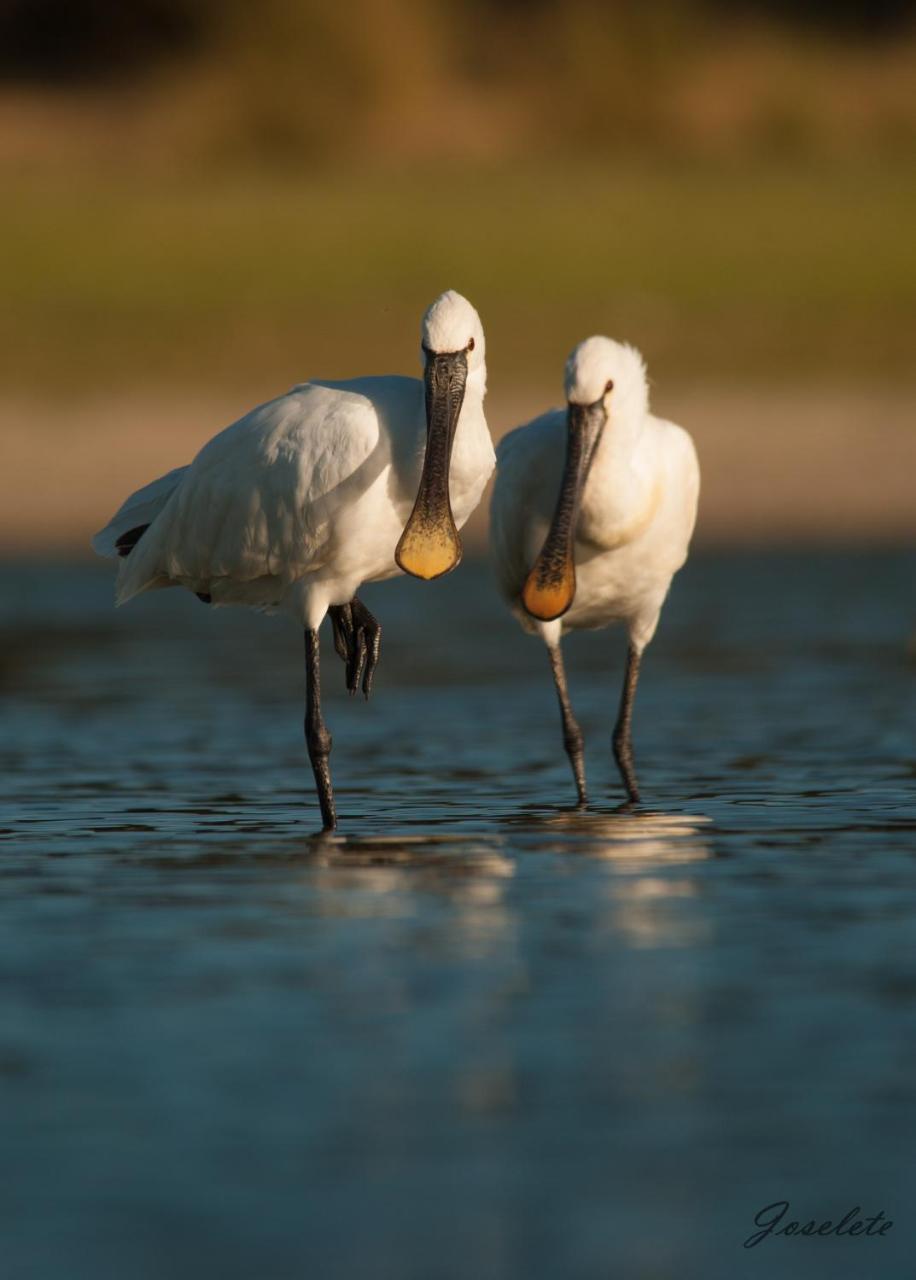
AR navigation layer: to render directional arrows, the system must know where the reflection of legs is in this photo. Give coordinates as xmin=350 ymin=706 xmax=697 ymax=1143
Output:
xmin=613 ymin=644 xmax=642 ymax=804
xmin=329 ymin=597 xmax=382 ymax=698
xmin=547 ymin=642 xmax=587 ymax=806
xmin=304 ymin=629 xmax=336 ymax=832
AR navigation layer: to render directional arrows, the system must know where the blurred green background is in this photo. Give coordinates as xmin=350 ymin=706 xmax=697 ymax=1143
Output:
xmin=1 ymin=0 xmax=914 ymax=548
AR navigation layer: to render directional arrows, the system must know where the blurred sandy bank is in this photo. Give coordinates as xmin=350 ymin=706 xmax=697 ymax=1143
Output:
xmin=3 ymin=384 xmax=913 ymax=556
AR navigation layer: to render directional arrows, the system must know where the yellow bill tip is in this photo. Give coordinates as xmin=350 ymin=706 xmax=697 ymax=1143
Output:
xmin=395 ymin=520 xmax=462 ymax=581
xmin=522 ymin=562 xmax=576 ymax=621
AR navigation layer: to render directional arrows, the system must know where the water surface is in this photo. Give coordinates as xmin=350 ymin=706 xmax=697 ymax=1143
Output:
xmin=1 ymin=552 xmax=914 ymax=1279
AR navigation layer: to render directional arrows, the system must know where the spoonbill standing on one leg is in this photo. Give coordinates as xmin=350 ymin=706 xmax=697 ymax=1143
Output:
xmin=93 ymin=290 xmax=494 ymax=831
xmin=490 ymin=337 xmax=699 ymax=806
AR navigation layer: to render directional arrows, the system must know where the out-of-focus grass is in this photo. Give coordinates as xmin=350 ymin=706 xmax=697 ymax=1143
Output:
xmin=3 ymin=161 xmax=916 ymax=397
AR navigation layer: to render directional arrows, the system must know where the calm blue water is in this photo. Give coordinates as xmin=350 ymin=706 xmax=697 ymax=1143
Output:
xmin=1 ymin=551 xmax=915 ymax=1279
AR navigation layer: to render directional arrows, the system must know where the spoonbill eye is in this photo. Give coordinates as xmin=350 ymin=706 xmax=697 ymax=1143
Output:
xmin=605 ymin=379 xmax=614 ymax=393
xmin=467 ymin=337 xmax=475 ymax=352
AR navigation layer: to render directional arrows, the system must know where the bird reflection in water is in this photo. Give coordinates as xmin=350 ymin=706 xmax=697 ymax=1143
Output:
xmin=508 ymin=808 xmax=713 ymax=947
xmin=303 ymin=832 xmax=511 ymax=896
xmin=506 ymin=807 xmax=711 ymax=863
xmin=302 ymin=833 xmax=519 ymax=961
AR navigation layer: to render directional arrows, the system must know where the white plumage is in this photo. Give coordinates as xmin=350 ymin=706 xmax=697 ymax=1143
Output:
xmin=490 ymin=335 xmax=699 ymax=805
xmin=95 ymin=293 xmax=493 ymax=628
xmin=94 ymin=290 xmax=495 ymax=829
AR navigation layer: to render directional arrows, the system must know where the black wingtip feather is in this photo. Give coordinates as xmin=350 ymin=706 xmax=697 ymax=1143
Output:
xmin=115 ymin=524 xmax=150 ymax=557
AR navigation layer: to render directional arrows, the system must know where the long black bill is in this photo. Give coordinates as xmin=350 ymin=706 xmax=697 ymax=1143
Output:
xmin=522 ymin=401 xmax=605 ymax=621
xmin=396 ymin=350 xmax=468 ymax=579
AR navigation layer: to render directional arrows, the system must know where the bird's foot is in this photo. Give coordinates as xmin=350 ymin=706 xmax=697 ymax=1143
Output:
xmin=612 ymin=731 xmax=640 ymax=807
xmin=614 ymin=758 xmax=640 ymax=805
xmin=615 ymin=779 xmax=640 ymax=808
xmin=619 ymin=777 xmax=640 ymax=807
xmin=329 ymin=597 xmax=382 ymax=698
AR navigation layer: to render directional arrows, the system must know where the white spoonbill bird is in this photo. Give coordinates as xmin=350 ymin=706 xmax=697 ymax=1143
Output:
xmin=490 ymin=337 xmax=699 ymax=806
xmin=93 ymin=290 xmax=494 ymax=831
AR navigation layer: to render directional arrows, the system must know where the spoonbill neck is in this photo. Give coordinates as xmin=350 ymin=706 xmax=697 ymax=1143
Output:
xmin=462 ymin=360 xmax=487 ymax=402
xmin=579 ymin=409 xmax=658 ymax=549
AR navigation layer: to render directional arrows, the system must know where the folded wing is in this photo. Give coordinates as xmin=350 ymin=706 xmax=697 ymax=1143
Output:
xmin=99 ymin=384 xmax=384 ymax=606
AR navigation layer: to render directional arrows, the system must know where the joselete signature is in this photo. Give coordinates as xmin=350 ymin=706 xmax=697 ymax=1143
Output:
xmin=744 ymin=1201 xmax=893 ymax=1248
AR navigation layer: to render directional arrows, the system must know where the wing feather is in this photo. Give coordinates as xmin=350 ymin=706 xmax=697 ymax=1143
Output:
xmin=91 ymin=465 xmax=188 ymax=558
xmin=115 ymin=384 xmax=384 ymax=605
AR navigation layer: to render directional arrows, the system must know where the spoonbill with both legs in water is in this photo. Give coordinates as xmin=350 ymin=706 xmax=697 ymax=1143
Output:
xmin=490 ymin=336 xmax=699 ymax=806
xmin=93 ymin=290 xmax=494 ymax=831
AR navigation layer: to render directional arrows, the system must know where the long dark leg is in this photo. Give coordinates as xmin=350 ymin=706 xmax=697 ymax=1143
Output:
xmin=304 ymin=629 xmax=336 ymax=832
xmin=328 ymin=597 xmax=382 ymax=698
xmin=613 ymin=644 xmax=642 ymax=804
xmin=547 ymin=642 xmax=587 ymax=807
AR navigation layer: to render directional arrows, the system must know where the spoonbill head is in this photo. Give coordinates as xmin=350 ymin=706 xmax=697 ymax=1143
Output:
xmin=396 ymin=290 xmax=486 ymax=581
xmin=490 ymin=335 xmax=699 ymax=807
xmin=523 ymin=337 xmax=649 ymax=623
xmin=93 ymin=292 xmax=495 ymax=831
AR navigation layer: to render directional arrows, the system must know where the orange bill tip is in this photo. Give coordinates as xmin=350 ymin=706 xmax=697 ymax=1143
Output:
xmin=521 ymin=559 xmax=576 ymax=621
xmin=395 ymin=518 xmax=462 ymax=581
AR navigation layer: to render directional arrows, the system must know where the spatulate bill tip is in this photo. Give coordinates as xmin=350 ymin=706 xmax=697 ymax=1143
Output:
xmin=521 ymin=564 xmax=576 ymax=621
xmin=395 ymin=521 xmax=462 ymax=581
